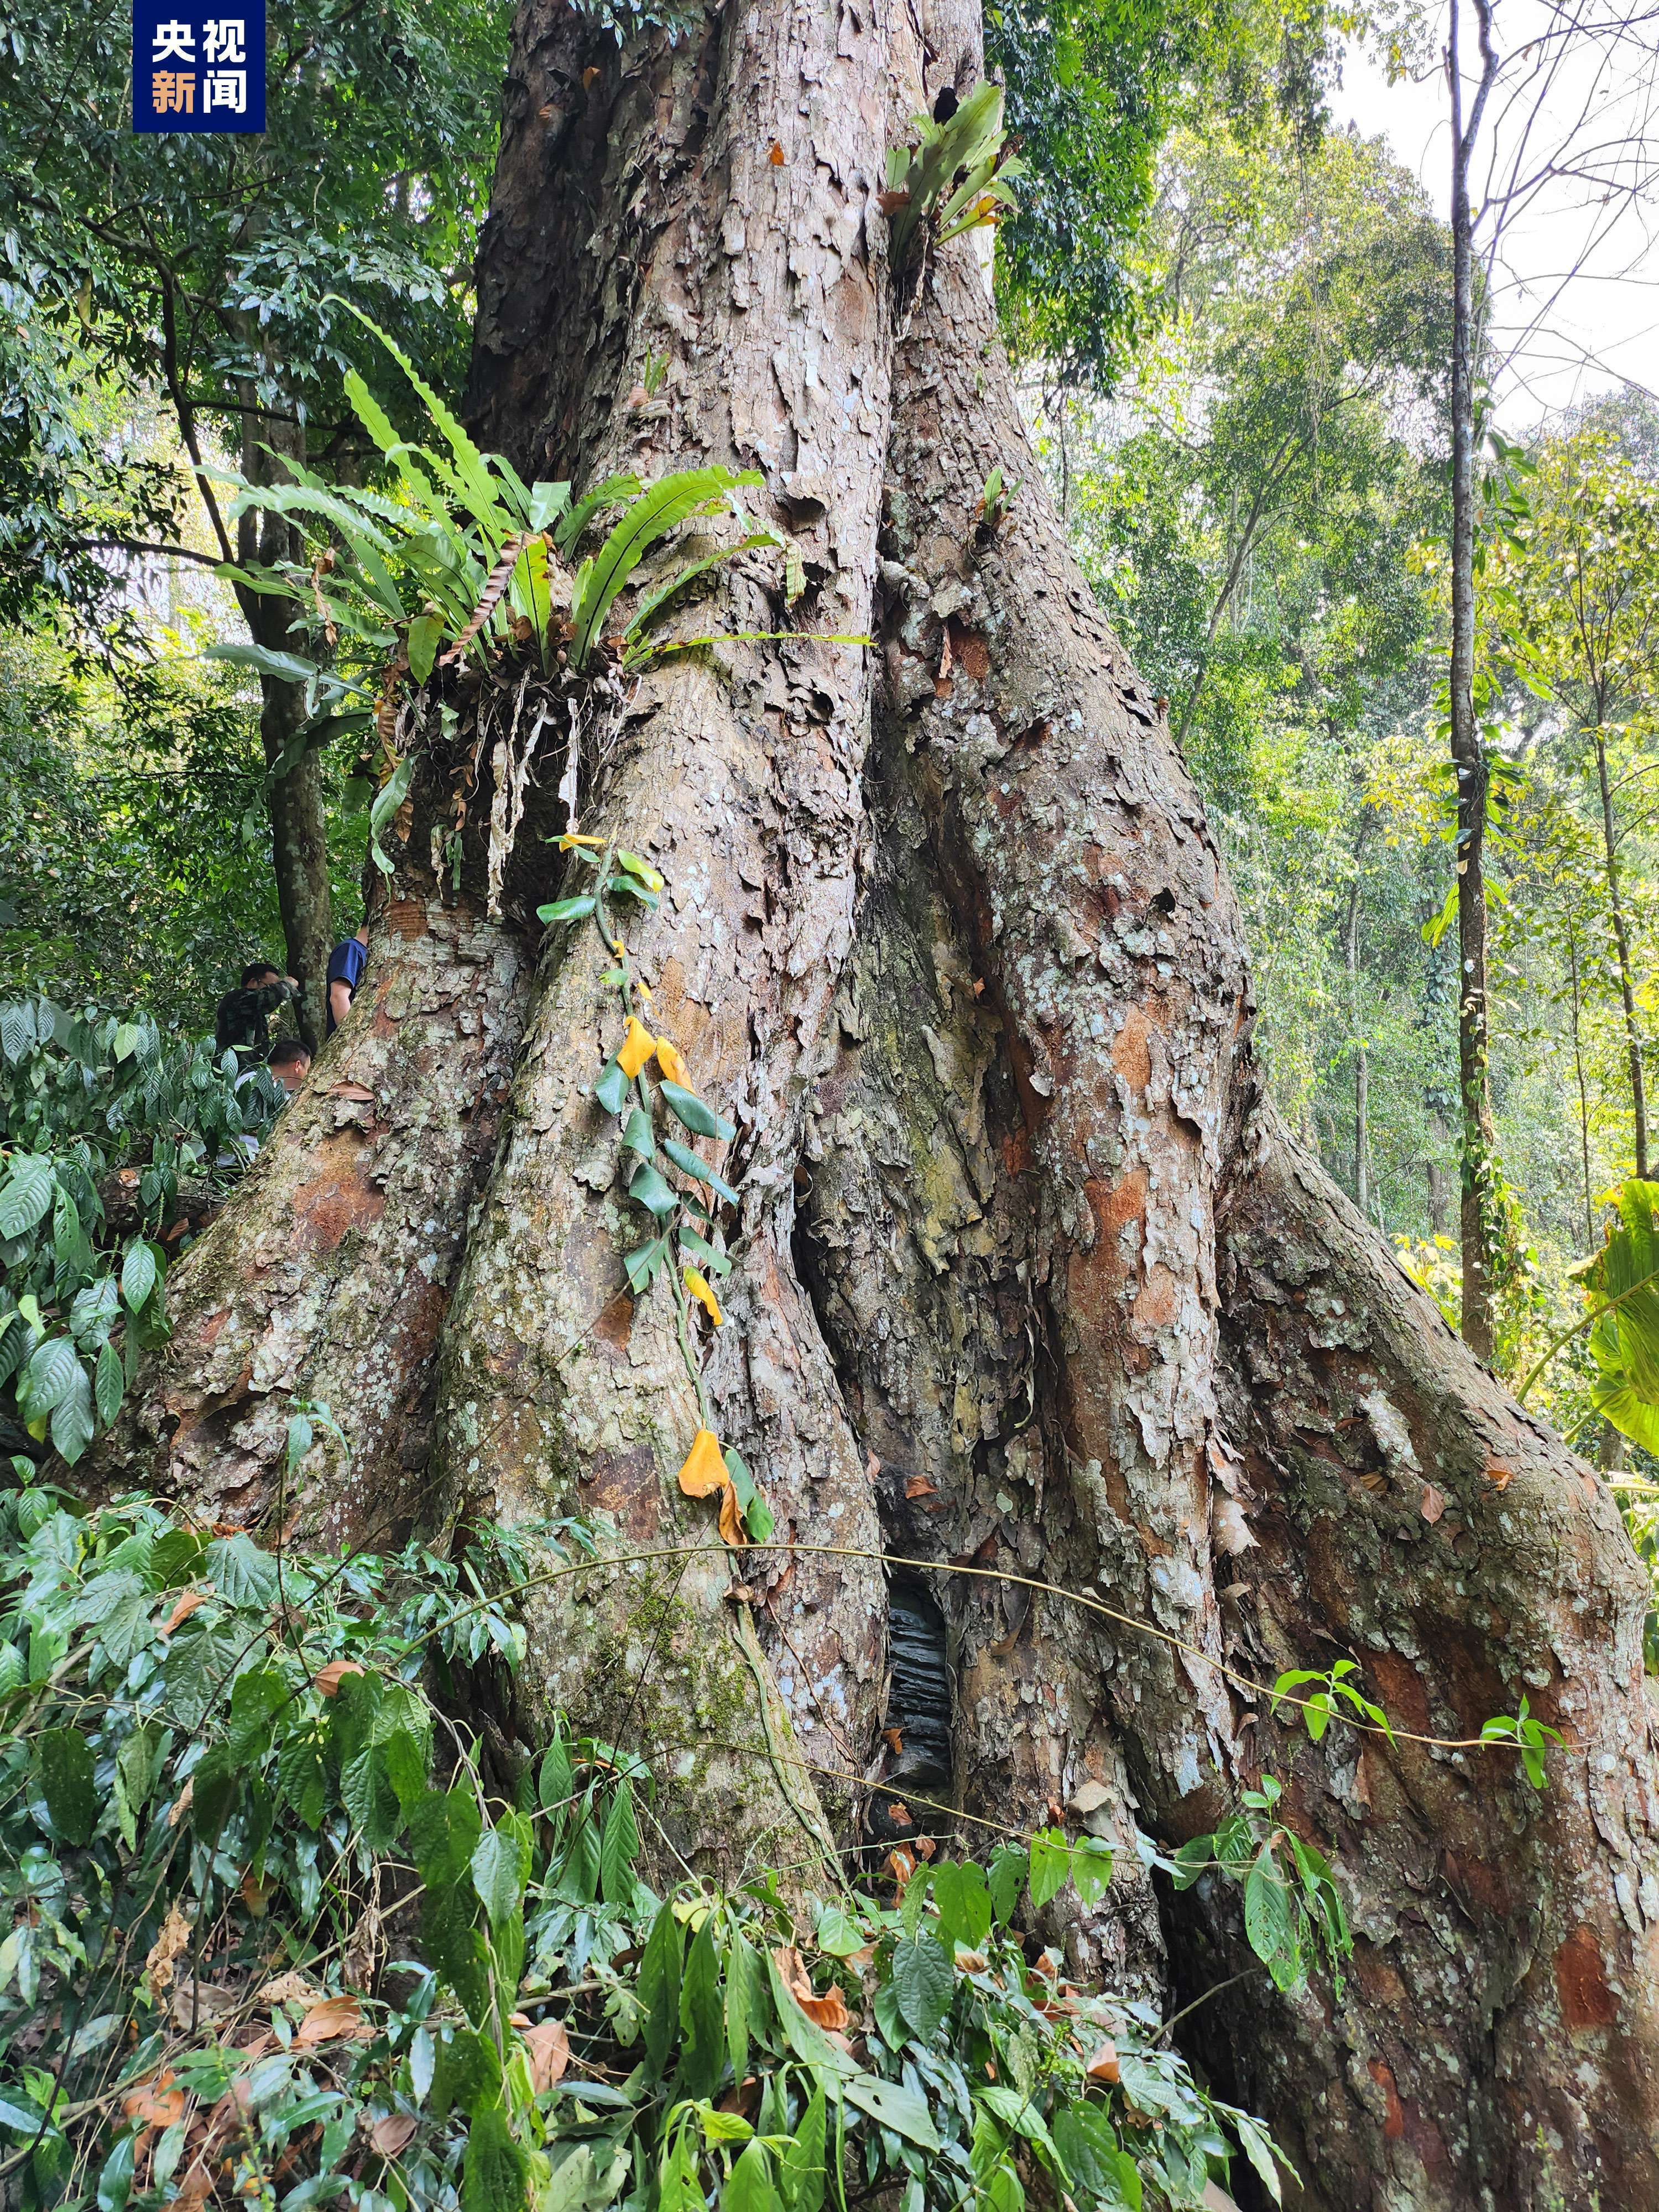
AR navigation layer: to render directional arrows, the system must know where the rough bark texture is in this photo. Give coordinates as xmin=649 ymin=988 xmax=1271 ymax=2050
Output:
xmin=87 ymin=0 xmax=1659 ymax=2199
xmin=103 ymin=885 xmax=531 ymax=1542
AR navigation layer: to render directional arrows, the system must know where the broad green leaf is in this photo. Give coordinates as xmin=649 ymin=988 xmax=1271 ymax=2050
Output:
xmin=18 ymin=1334 xmax=79 ymax=1419
xmin=50 ymin=1359 xmax=95 ymax=1464
xmin=722 ymin=2138 xmax=777 ymax=2212
xmin=1027 ymin=1827 xmax=1071 ymax=1908
xmin=594 ymin=1057 xmax=629 ymax=1116
xmin=421 ymin=1885 xmax=492 ymax=2026
xmin=931 ymin=1860 xmax=992 ymax=1951
xmin=1070 ymin=1834 xmax=1114 ymax=1905
xmin=0 ymin=1156 xmax=51 ymax=1238
xmin=624 ymin=1234 xmax=672 ymax=1293
xmin=843 ymin=2074 xmax=940 ymax=2151
xmin=539 ymin=895 xmax=597 ymax=926
xmin=724 ymin=1924 xmax=759 ymax=2082
xmin=472 ymin=1825 xmax=528 ymax=1928
xmin=628 ymin=1161 xmax=677 ymax=1219
xmin=678 ymin=1918 xmax=724 ymax=2098
xmin=639 ymin=1899 xmax=684 ymax=2078
xmin=890 ymin=1931 xmax=952 ymax=2043
xmin=622 ymin=1107 xmax=656 ymax=1160
xmin=599 ymin=1779 xmax=640 ymax=1905
xmin=206 ymin=640 xmax=322 ymax=685
xmin=204 ymin=1532 xmax=278 ymax=1610
xmin=409 ymin=1785 xmax=483 ymax=1889
xmin=369 ymin=753 xmax=416 ymax=877
xmin=36 ymin=1726 xmax=97 ymax=1844
xmin=462 ymin=2100 xmax=529 ymax=2212
xmin=191 ymin=1744 xmax=241 ymax=1846
xmin=1243 ymin=1844 xmax=1302 ymax=1991
xmin=343 ymin=1741 xmax=405 ymax=1849
xmin=539 ymin=1734 xmax=574 ymax=1815
xmin=779 ymin=2083 xmax=826 ymax=2212
xmin=815 ymin=1902 xmax=867 ymax=1958
xmin=662 ymin=1139 xmax=739 ymax=1206
xmin=570 ymin=467 xmax=759 ymax=667
xmin=987 ymin=1843 xmax=1027 ymax=1924
xmin=94 ymin=1342 xmax=123 ymax=1429
xmin=659 ymin=1081 xmax=736 ymax=1141
xmin=407 ymin=612 xmax=444 ymax=685
xmin=119 ymin=1241 xmax=158 ymax=1312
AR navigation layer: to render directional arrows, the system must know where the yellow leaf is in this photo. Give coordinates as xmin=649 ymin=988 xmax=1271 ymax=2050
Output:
xmin=684 ymin=1268 xmax=723 ymax=1326
xmin=717 ymin=1481 xmax=747 ymax=1548
xmin=618 ymin=1017 xmax=656 ymax=1080
xmin=559 ymin=832 xmax=606 ymax=849
xmin=677 ymin=1428 xmax=729 ymax=1498
xmin=655 ymin=1037 xmax=690 ymax=1087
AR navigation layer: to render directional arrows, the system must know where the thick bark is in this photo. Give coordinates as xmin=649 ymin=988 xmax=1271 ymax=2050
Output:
xmin=101 ymin=875 xmax=532 ymax=1541
xmin=442 ymin=0 xmax=915 ymax=1876
xmin=1448 ymin=0 xmax=1500 ymax=1362
xmin=865 ymin=222 xmax=1659 ymax=2204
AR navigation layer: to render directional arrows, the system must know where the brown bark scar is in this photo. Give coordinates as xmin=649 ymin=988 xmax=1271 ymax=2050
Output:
xmin=1110 ymin=1007 xmax=1152 ymax=1092
xmin=1555 ymin=1926 xmax=1618 ymax=2028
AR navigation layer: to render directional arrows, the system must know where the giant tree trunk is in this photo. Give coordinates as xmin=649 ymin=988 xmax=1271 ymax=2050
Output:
xmin=95 ymin=0 xmax=1659 ymax=2201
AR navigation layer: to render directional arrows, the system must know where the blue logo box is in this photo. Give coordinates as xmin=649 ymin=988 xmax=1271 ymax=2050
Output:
xmin=133 ymin=1 xmax=265 ymax=132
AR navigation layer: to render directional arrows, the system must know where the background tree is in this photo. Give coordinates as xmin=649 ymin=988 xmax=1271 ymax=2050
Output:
xmin=0 ymin=0 xmax=507 ymax=1035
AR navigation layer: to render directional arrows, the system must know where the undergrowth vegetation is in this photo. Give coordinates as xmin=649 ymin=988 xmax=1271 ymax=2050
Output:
xmin=0 ymin=1460 xmax=1301 ymax=2212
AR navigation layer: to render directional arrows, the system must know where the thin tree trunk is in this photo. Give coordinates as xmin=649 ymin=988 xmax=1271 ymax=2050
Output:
xmin=1593 ymin=725 xmax=1649 ymax=1177
xmin=1448 ymin=0 xmax=1500 ymax=1361
xmin=1345 ymin=813 xmax=1370 ymax=1214
xmin=1568 ymin=911 xmax=1595 ymax=1249
xmin=237 ymin=413 xmax=335 ymax=1048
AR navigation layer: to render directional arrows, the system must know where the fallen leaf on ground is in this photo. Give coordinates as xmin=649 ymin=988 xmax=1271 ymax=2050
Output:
xmin=295 ymin=1994 xmax=369 ymax=2046
xmin=369 ymin=2114 xmax=418 ymax=2157
xmin=522 ymin=2017 xmax=571 ymax=2094
xmin=123 ymin=2069 xmax=185 ymax=2130
xmin=168 ymin=1983 xmax=239 ymax=2030
xmin=771 ymin=1945 xmax=812 ymax=2002
xmin=259 ymin=1971 xmax=325 ymax=2010
xmin=797 ymin=1987 xmax=849 ymax=2031
xmin=161 ymin=1588 xmax=207 ymax=1637
xmin=315 ymin=1660 xmax=366 ymax=1698
xmin=1086 ymin=2040 xmax=1120 ymax=2085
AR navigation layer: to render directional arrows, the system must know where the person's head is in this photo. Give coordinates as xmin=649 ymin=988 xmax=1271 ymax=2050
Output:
xmin=268 ymin=1038 xmax=312 ymax=1094
xmin=241 ymin=960 xmax=282 ymax=989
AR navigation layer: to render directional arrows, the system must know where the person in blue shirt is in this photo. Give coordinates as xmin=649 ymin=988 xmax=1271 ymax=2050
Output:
xmin=325 ymin=919 xmax=369 ymax=1036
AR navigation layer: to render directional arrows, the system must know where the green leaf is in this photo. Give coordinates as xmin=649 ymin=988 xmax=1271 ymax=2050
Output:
xmin=50 ymin=1359 xmax=95 ymax=1465
xmin=1027 ymin=1827 xmax=1071 ymax=1908
xmin=722 ymin=2138 xmax=777 ymax=2212
xmin=679 ymin=1918 xmax=725 ymax=2098
xmin=119 ymin=1241 xmax=158 ymax=1312
xmin=639 ymin=1899 xmax=684 ymax=2078
xmin=539 ymin=896 xmax=597 ymax=926
xmin=539 ymin=1735 xmax=574 ymax=1816
xmin=409 ymin=1785 xmax=483 ymax=1889
xmin=890 ymin=1931 xmax=952 ymax=2043
xmin=1070 ymin=1835 xmax=1113 ymax=1905
xmin=462 ymin=2101 xmax=530 ymax=2212
xmin=628 ymin=1161 xmax=677 ymax=1219
xmin=0 ymin=1155 xmax=51 ymax=1237
xmin=435 ymin=2027 xmax=504 ymax=2123
xmin=343 ymin=1741 xmax=406 ymax=1849
xmin=599 ymin=1780 xmax=640 ymax=1905
xmin=779 ymin=2083 xmax=826 ymax=2212
xmin=622 ymin=1107 xmax=656 ymax=1161
xmin=987 ymin=1843 xmax=1027 ymax=1924
xmin=94 ymin=1342 xmax=123 ymax=1429
xmin=660 ymin=1081 xmax=736 ymax=1141
xmin=724 ymin=1924 xmax=760 ymax=2083
xmin=192 ymin=1744 xmax=241 ymax=1846
xmin=18 ymin=1334 xmax=79 ymax=1419
xmin=1244 ymin=1843 xmax=1302 ymax=1991
xmin=594 ymin=1057 xmax=629 ymax=1116
xmin=570 ymin=467 xmax=761 ymax=668
xmin=407 ymin=612 xmax=444 ymax=685
xmin=206 ymin=640 xmax=322 ymax=685
xmin=369 ymin=754 xmax=416 ymax=877
xmin=815 ymin=1902 xmax=867 ymax=1958
xmin=624 ymin=1234 xmax=672 ymax=1294
xmin=204 ymin=1532 xmax=278 ymax=1610
xmin=472 ymin=1825 xmax=528 ymax=1929
xmin=678 ymin=1225 xmax=732 ymax=1276
xmin=421 ymin=1885 xmax=493 ymax=2026
xmin=842 ymin=2075 xmax=940 ymax=2151
xmin=662 ymin=1139 xmax=740 ymax=1206
xmin=930 ymin=1860 xmax=992 ymax=1951
xmin=35 ymin=1726 xmax=96 ymax=1845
